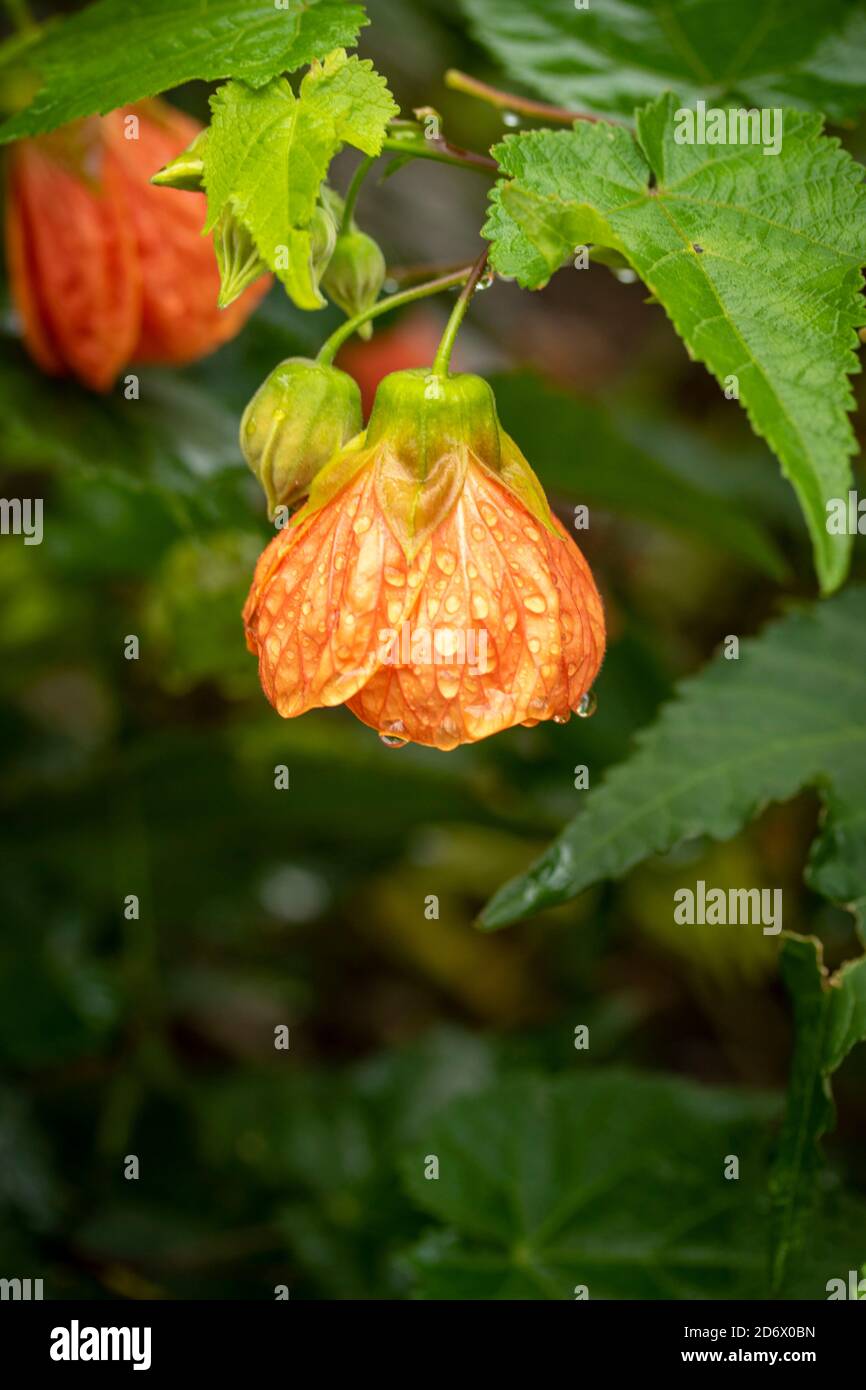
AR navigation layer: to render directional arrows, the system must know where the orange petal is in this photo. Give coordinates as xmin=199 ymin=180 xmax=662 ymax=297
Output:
xmin=105 ymin=105 xmax=269 ymax=366
xmin=6 ymin=131 xmax=141 ymax=390
xmin=348 ymin=462 xmax=605 ymax=749
xmin=243 ymin=458 xmax=428 ymax=717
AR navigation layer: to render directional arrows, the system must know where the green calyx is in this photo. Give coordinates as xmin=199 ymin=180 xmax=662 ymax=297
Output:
xmin=240 ymin=358 xmax=363 ymax=517
xmin=151 ymin=129 xmax=208 ymax=191
xmin=214 ymin=206 xmax=269 ymax=308
xmin=363 ymin=369 xmax=556 ymax=555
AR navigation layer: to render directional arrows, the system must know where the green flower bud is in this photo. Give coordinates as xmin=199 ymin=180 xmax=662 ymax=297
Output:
xmin=240 ymin=357 xmax=363 ymax=516
xmin=309 ymin=199 xmax=339 ymax=284
xmin=214 ymin=206 xmax=269 ymax=308
xmin=322 ymin=228 xmax=386 ymax=339
xmin=151 ymin=129 xmax=209 ymax=191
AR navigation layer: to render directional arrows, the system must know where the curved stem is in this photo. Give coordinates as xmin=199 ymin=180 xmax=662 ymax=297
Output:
xmin=383 ymin=122 xmax=497 ymax=174
xmin=445 ymin=68 xmax=614 ymax=127
xmin=431 ymin=246 xmax=489 ymax=377
xmin=316 ymin=265 xmax=474 ymax=365
xmin=340 ymin=154 xmax=376 ymax=234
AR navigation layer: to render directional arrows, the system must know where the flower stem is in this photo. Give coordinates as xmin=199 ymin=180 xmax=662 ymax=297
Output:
xmin=383 ymin=121 xmax=497 ymax=174
xmin=316 ymin=265 xmax=475 ymax=366
xmin=340 ymin=154 xmax=376 ymax=234
xmin=445 ymin=68 xmax=610 ymax=126
xmin=431 ymin=247 xmax=490 ymax=377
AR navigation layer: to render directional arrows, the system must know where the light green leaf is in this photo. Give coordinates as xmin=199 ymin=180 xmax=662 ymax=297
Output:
xmin=401 ymin=1069 xmax=864 ymax=1299
xmin=0 ymin=0 xmax=368 ymax=143
xmin=462 ymin=0 xmax=866 ymax=121
xmin=485 ymin=96 xmax=866 ymax=592
xmin=771 ymin=936 xmax=866 ymax=1290
xmin=204 ymin=54 xmax=398 ymax=309
xmin=482 ymin=587 xmax=866 ymax=928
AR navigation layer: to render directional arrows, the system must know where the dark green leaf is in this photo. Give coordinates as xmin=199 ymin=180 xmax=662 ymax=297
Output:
xmin=0 ymin=0 xmax=368 ymax=142
xmin=483 ymin=587 xmax=866 ymax=927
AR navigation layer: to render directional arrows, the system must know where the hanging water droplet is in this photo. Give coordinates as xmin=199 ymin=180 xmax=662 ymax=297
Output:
xmin=553 ymin=713 xmax=570 ymax=725
xmin=379 ymin=720 xmax=408 ymax=749
xmin=502 ymin=110 xmax=521 ymax=128
xmin=614 ymin=268 xmax=638 ymax=284
xmin=476 ymin=267 xmax=496 ymax=292
xmin=576 ymin=691 xmax=597 ymax=718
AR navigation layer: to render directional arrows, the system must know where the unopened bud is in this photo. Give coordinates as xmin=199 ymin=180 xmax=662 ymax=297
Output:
xmin=241 ymin=358 xmax=363 ymax=515
xmin=322 ymin=229 xmax=386 ymax=338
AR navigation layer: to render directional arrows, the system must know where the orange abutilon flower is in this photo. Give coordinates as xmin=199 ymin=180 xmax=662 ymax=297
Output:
xmin=5 ymin=101 xmax=269 ymax=391
xmin=244 ymin=368 xmax=605 ymax=750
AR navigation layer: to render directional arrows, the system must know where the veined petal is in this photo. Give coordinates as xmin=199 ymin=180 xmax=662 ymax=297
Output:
xmin=348 ymin=462 xmax=604 ymax=748
xmin=243 ymin=458 xmax=429 ymax=717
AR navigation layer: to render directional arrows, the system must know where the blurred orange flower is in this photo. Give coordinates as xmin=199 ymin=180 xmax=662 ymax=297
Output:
xmin=244 ymin=369 xmax=604 ymax=750
xmin=5 ymin=101 xmax=269 ymax=391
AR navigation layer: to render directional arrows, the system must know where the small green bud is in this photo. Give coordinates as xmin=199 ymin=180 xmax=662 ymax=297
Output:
xmin=309 ymin=200 xmax=339 ymax=284
xmin=322 ymin=228 xmax=386 ymax=339
xmin=214 ymin=206 xmax=269 ymax=308
xmin=241 ymin=358 xmax=363 ymax=515
xmin=151 ymin=129 xmax=209 ymax=191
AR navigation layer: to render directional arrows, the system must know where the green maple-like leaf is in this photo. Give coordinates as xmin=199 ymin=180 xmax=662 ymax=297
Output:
xmin=482 ymin=586 xmax=866 ymax=929
xmin=0 ymin=0 xmax=369 ymax=144
xmin=771 ymin=937 xmax=866 ymax=1291
xmin=462 ymin=0 xmax=866 ymax=121
xmin=484 ymin=95 xmax=866 ymax=592
xmin=400 ymin=1070 xmax=866 ymax=1300
xmin=204 ymin=53 xmax=398 ymax=309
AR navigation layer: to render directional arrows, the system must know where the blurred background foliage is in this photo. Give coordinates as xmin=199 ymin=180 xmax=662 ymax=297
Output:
xmin=0 ymin=0 xmax=864 ymax=1299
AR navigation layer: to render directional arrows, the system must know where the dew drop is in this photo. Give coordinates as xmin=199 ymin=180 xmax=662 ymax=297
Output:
xmin=379 ymin=720 xmax=408 ymax=749
xmin=524 ymin=594 xmax=546 ymax=614
xmin=435 ymin=551 xmax=457 ymax=575
xmin=353 ymin=515 xmax=372 ymax=535
xmin=502 ymin=110 xmax=521 ymax=128
xmin=577 ymin=690 xmax=598 ymax=718
xmin=471 ymin=594 xmax=489 ymax=619
xmin=614 ymin=268 xmax=638 ymax=285
xmin=553 ymin=713 xmax=570 ymax=725
xmin=476 ymin=267 xmax=496 ymax=291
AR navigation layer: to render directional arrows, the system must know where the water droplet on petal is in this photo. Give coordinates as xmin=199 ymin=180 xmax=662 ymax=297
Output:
xmin=524 ymin=594 xmax=546 ymax=614
xmin=379 ymin=720 xmax=408 ymax=749
xmin=353 ymin=515 xmax=372 ymax=535
xmin=379 ymin=733 xmax=409 ymax=749
xmin=553 ymin=713 xmax=570 ymax=725
xmin=577 ymin=690 xmax=598 ymax=718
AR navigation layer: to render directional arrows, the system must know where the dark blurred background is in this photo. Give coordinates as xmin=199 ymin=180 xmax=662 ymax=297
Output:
xmin=0 ymin=0 xmax=864 ymax=1299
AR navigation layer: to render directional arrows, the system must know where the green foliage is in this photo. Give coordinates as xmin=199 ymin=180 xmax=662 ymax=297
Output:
xmin=0 ymin=0 xmax=368 ymax=142
xmin=2 ymin=0 xmax=866 ymax=1308
xmin=203 ymin=54 xmax=397 ymax=309
xmin=485 ymin=95 xmax=866 ymax=593
xmin=463 ymin=0 xmax=866 ymax=121
xmin=771 ymin=937 xmax=866 ymax=1289
xmin=483 ymin=587 xmax=866 ymax=928
xmin=491 ymin=372 xmax=789 ymax=580
xmin=402 ymin=1069 xmax=864 ymax=1299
